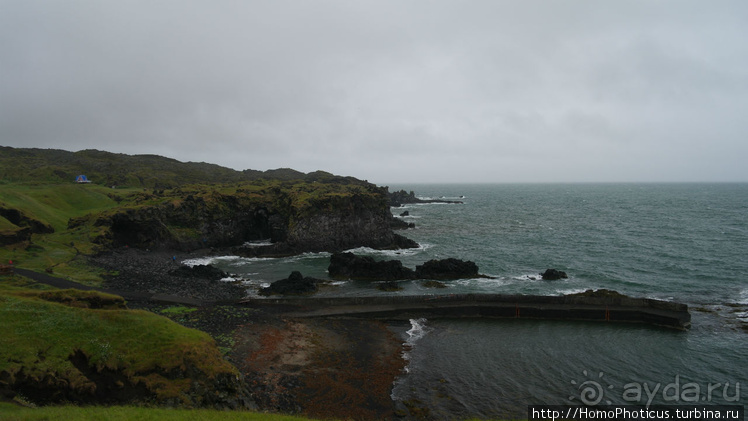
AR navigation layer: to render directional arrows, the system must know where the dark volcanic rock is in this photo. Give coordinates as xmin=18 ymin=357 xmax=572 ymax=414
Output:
xmin=0 ymin=206 xmax=55 ymax=234
xmin=415 ymin=258 xmax=479 ymax=280
xmin=392 ymin=233 xmax=419 ymax=249
xmin=422 ymin=280 xmax=448 ymax=288
xmin=377 ymin=281 xmax=403 ymax=292
xmin=390 ymin=217 xmax=415 ymax=230
xmin=388 ymin=189 xmax=464 ymax=206
xmin=259 ymin=271 xmax=322 ymax=296
xmin=170 ymin=264 xmax=229 ymax=280
xmin=93 ymin=249 xmax=246 ymax=302
xmin=328 ymin=252 xmax=485 ymax=282
xmin=0 ymin=227 xmax=31 ymax=245
xmin=541 ymin=268 xmax=568 ymax=280
xmin=328 ymin=252 xmax=415 ymax=281
xmin=569 ymin=289 xmax=625 ymax=298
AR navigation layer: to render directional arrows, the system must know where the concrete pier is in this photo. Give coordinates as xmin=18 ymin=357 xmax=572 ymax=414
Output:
xmin=241 ymin=293 xmax=691 ymax=330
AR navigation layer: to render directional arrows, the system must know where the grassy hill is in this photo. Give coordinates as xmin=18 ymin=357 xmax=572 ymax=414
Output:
xmin=0 ymin=146 xmax=341 ymax=188
xmin=0 ymin=183 xmax=139 ymax=283
xmin=0 ymin=146 xmax=383 ymax=284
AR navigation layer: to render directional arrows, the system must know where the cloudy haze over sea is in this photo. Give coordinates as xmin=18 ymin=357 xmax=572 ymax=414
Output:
xmin=2 ymin=1 xmax=748 ymax=184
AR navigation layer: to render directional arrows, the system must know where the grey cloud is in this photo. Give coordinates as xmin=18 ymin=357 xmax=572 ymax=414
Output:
xmin=1 ymin=0 xmax=748 ymax=183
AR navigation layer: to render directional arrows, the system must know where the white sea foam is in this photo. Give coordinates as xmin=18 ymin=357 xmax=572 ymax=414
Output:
xmin=553 ymin=288 xmax=589 ymax=296
xmin=401 ymin=318 xmax=431 ymax=374
xmin=243 ymin=239 xmax=273 ymax=247
xmin=344 ymin=243 xmax=432 ymax=257
xmin=181 ymin=255 xmax=273 ymax=267
xmin=737 ymin=288 xmax=748 ymax=305
xmin=645 ymin=294 xmax=674 ymax=302
xmin=180 ymin=257 xmax=213 ymax=266
xmin=394 ymin=214 xmax=422 ymax=219
xmin=406 ymin=318 xmax=430 ymax=344
xmin=513 ymin=272 xmax=543 ymax=282
xmin=451 ymin=277 xmax=509 ymax=289
xmin=275 ymin=251 xmax=331 ymax=263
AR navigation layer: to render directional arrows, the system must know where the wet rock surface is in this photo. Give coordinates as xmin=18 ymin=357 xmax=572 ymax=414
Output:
xmin=258 ymin=271 xmax=323 ymax=296
xmin=328 ymin=252 xmax=486 ymax=282
xmin=91 ymin=249 xmax=247 ymax=302
xmin=328 ymin=252 xmax=416 ymax=281
xmin=541 ymin=268 xmax=568 ymax=280
xmin=415 ymin=258 xmax=480 ymax=280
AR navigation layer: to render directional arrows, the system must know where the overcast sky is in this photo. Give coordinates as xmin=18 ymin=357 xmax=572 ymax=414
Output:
xmin=2 ymin=1 xmax=748 ymax=184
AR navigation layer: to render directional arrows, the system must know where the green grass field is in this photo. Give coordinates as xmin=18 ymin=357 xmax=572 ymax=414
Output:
xmin=0 ymin=278 xmax=240 ymax=406
xmin=0 ymin=403 xmax=317 ymax=421
xmin=0 ymin=183 xmax=142 ymax=284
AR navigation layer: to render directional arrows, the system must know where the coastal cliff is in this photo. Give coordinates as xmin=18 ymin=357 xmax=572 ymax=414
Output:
xmin=66 ymin=179 xmax=416 ymax=255
xmin=1 ymin=147 xmax=419 ymax=257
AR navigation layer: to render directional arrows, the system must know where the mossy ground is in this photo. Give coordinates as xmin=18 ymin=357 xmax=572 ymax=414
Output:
xmin=0 ymin=278 xmax=238 ymax=405
xmin=0 ymin=402 xmax=317 ymax=421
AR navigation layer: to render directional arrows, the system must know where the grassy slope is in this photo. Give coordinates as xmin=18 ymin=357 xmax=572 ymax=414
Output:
xmin=0 ymin=278 xmax=239 ymax=404
xmin=0 ymin=403 xmax=316 ymax=421
xmin=0 ymin=184 xmax=142 ymax=284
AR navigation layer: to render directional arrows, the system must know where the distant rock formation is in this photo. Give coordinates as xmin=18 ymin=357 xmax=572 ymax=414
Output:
xmin=387 ymin=189 xmax=464 ymax=207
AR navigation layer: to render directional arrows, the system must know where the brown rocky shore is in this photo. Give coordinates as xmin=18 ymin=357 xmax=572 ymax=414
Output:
xmin=90 ymin=248 xmax=409 ymax=420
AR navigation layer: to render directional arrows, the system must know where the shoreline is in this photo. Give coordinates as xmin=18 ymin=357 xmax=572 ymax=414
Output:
xmin=15 ymin=248 xmax=693 ymax=419
xmin=91 ymin=248 xmax=411 ymax=420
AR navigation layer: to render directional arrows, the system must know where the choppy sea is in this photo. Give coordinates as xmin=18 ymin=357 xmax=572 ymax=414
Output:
xmin=191 ymin=183 xmax=748 ymax=419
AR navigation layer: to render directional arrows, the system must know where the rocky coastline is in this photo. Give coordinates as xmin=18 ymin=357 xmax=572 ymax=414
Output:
xmin=388 ymin=189 xmax=464 ymax=206
xmin=10 ymin=245 xmax=691 ymax=420
xmin=86 ymin=248 xmax=409 ymax=419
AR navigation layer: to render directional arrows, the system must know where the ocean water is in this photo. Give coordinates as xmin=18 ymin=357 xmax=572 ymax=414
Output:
xmin=200 ymin=183 xmax=748 ymax=419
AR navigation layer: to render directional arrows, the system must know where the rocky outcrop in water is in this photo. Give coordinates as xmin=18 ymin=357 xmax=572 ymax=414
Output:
xmin=328 ymin=252 xmax=485 ymax=281
xmin=415 ymin=258 xmax=480 ymax=280
xmin=387 ymin=189 xmax=464 ymax=207
xmin=328 ymin=253 xmax=415 ymax=281
xmin=541 ymin=268 xmax=568 ymax=280
xmin=259 ymin=271 xmax=324 ymax=296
